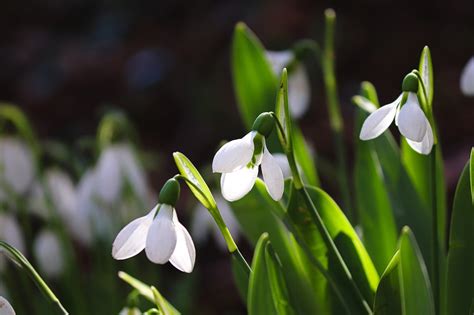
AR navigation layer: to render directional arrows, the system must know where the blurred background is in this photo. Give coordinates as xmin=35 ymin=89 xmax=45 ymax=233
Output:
xmin=0 ymin=0 xmax=472 ymax=314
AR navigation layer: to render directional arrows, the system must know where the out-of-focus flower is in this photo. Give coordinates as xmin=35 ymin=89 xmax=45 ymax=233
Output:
xmin=0 ymin=137 xmax=34 ymax=200
xmin=460 ymin=57 xmax=474 ymax=96
xmin=112 ymin=179 xmax=195 ymax=273
xmin=191 ymin=195 xmax=240 ymax=250
xmin=33 ymin=229 xmax=64 ymax=278
xmin=119 ymin=307 xmax=141 ymax=315
xmin=0 ymin=213 xmax=25 ymax=272
xmin=95 ymin=144 xmax=148 ymax=205
xmin=266 ymin=50 xmax=310 ymax=119
xmin=0 ymin=296 xmax=15 ymax=315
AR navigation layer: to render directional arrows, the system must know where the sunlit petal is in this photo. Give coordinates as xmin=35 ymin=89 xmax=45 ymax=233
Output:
xmin=220 ymin=165 xmax=258 ymax=202
xmin=0 ymin=296 xmax=15 ymax=315
xmin=261 ymin=148 xmax=284 ymax=201
xmin=359 ymin=95 xmax=401 ymax=140
xmin=212 ymin=132 xmax=255 ymax=173
xmin=397 ymin=92 xmax=427 ymax=142
xmin=145 ymin=205 xmax=177 ymax=264
xmin=169 ymin=210 xmax=196 ymax=273
xmin=460 ymin=56 xmax=474 ymax=96
xmin=406 ymin=116 xmax=434 ymax=155
xmin=272 ymin=153 xmax=292 ymax=179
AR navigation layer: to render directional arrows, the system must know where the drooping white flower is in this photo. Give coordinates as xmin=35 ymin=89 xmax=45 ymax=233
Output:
xmin=213 ymin=129 xmax=284 ymax=202
xmin=119 ymin=307 xmax=141 ymax=315
xmin=266 ymin=50 xmax=311 ymax=119
xmin=33 ymin=229 xmax=64 ymax=278
xmin=272 ymin=153 xmax=292 ymax=179
xmin=460 ymin=57 xmax=474 ymax=96
xmin=0 ymin=213 xmax=25 ymax=272
xmin=359 ymin=92 xmax=433 ymax=155
xmin=0 ymin=137 xmax=34 ymax=199
xmin=191 ymin=195 xmax=240 ymax=250
xmin=0 ymin=296 xmax=15 ymax=315
xmin=95 ymin=144 xmax=149 ymax=205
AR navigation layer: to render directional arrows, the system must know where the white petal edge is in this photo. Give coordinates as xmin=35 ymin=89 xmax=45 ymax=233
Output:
xmin=112 ymin=206 xmax=157 ymax=260
xmin=460 ymin=56 xmax=474 ymax=96
xmin=220 ymin=165 xmax=258 ymax=202
xmin=406 ymin=116 xmax=434 ymax=155
xmin=169 ymin=210 xmax=196 ymax=273
xmin=397 ymin=92 xmax=427 ymax=142
xmin=288 ymin=64 xmax=310 ymax=119
xmin=212 ymin=132 xmax=255 ymax=173
xmin=0 ymin=296 xmax=15 ymax=315
xmin=261 ymin=148 xmax=284 ymax=201
xmin=359 ymin=95 xmax=401 ymax=140
xmin=145 ymin=205 xmax=177 ymax=264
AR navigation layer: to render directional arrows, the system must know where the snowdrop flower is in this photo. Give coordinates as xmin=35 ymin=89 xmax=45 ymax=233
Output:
xmin=0 ymin=137 xmax=34 ymax=199
xmin=33 ymin=229 xmax=64 ymax=278
xmin=213 ymin=112 xmax=284 ymax=201
xmin=119 ymin=307 xmax=141 ymax=315
xmin=0 ymin=213 xmax=25 ymax=272
xmin=191 ymin=195 xmax=240 ymax=250
xmin=266 ymin=50 xmax=310 ymax=118
xmin=95 ymin=143 xmax=148 ymax=205
xmin=112 ymin=179 xmax=195 ymax=273
xmin=460 ymin=57 xmax=474 ymax=96
xmin=0 ymin=296 xmax=15 ymax=315
xmin=359 ymin=73 xmax=434 ymax=155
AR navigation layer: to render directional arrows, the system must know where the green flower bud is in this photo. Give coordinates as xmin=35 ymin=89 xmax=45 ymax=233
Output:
xmin=402 ymin=73 xmax=419 ymax=93
xmin=251 ymin=112 xmax=274 ymax=137
xmin=158 ymin=178 xmax=180 ymax=206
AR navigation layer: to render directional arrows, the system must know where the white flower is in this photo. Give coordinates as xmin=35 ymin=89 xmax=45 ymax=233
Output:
xmin=266 ymin=50 xmax=311 ymax=119
xmin=112 ymin=204 xmax=195 ymax=273
xmin=119 ymin=307 xmax=141 ymax=315
xmin=0 ymin=213 xmax=25 ymax=272
xmin=0 ymin=296 xmax=15 ymax=315
xmin=460 ymin=57 xmax=474 ymax=96
xmin=359 ymin=92 xmax=434 ymax=155
xmin=191 ymin=195 xmax=240 ymax=250
xmin=213 ymin=131 xmax=284 ymax=201
xmin=95 ymin=144 xmax=149 ymax=205
xmin=33 ymin=229 xmax=64 ymax=278
xmin=0 ymin=137 xmax=34 ymax=199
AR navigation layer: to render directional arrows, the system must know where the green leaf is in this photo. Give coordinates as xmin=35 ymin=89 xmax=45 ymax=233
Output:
xmin=118 ymin=272 xmax=180 ymax=315
xmin=398 ymin=227 xmax=435 ymax=315
xmin=418 ymin=46 xmax=434 ymax=108
xmin=373 ymin=251 xmax=401 ymax=315
xmin=248 ymin=233 xmax=294 ymax=315
xmin=293 ymin=127 xmax=319 ymax=187
xmin=354 ymin=83 xmax=398 ymax=274
xmin=173 ymin=152 xmax=216 ymax=210
xmin=231 ymin=252 xmax=250 ymax=303
xmin=232 ymin=22 xmax=277 ymax=129
xmin=470 ymin=148 xmax=474 ymax=203
xmin=446 ymin=159 xmax=474 ymax=315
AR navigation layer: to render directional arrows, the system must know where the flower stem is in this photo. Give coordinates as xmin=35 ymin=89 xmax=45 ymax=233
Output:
xmin=321 ymin=9 xmax=352 ymax=220
xmin=430 ymin=146 xmax=440 ymax=314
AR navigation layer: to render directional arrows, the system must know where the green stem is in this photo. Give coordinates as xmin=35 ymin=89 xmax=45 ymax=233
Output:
xmin=430 ymin=146 xmax=439 ymax=314
xmin=231 ymin=248 xmax=252 ymax=278
xmin=321 ymin=9 xmax=352 ymax=219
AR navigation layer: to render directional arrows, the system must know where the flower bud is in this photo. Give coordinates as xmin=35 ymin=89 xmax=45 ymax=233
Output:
xmin=158 ymin=178 xmax=180 ymax=206
xmin=251 ymin=112 xmax=274 ymax=137
xmin=402 ymin=73 xmax=419 ymax=93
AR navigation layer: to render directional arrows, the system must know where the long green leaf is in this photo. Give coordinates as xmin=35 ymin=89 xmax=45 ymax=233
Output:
xmin=446 ymin=158 xmax=474 ymax=315
xmin=418 ymin=46 xmax=434 ymax=108
xmin=373 ymin=251 xmax=401 ymax=315
xmin=398 ymin=227 xmax=435 ymax=315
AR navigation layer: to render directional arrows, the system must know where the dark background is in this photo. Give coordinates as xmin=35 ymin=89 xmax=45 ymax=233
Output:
xmin=1 ymin=0 xmax=472 ymax=313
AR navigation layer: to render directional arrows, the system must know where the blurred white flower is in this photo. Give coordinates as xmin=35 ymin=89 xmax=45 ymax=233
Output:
xmin=266 ymin=50 xmax=311 ymax=119
xmin=359 ymin=92 xmax=434 ymax=155
xmin=0 ymin=296 xmax=15 ymax=315
xmin=460 ymin=56 xmax=474 ymax=96
xmin=0 ymin=137 xmax=34 ymax=199
xmin=112 ymin=204 xmax=195 ymax=273
xmin=95 ymin=144 xmax=148 ymax=205
xmin=212 ymin=131 xmax=284 ymax=201
xmin=27 ymin=181 xmax=49 ymax=219
xmin=119 ymin=307 xmax=141 ymax=315
xmin=0 ymin=213 xmax=25 ymax=272
xmin=191 ymin=195 xmax=240 ymax=250
xmin=33 ymin=229 xmax=64 ymax=278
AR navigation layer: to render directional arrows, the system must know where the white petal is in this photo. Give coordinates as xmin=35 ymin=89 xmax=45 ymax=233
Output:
xmin=265 ymin=50 xmax=294 ymax=75
xmin=117 ymin=144 xmax=149 ymax=202
xmin=95 ymin=146 xmax=122 ymax=204
xmin=0 ymin=213 xmax=25 ymax=254
xmin=359 ymin=95 xmax=401 ymax=140
xmin=0 ymin=296 xmax=15 ymax=315
xmin=112 ymin=207 xmax=157 ymax=260
xmin=272 ymin=153 xmax=292 ymax=179
xmin=45 ymin=169 xmax=77 ymax=221
xmin=397 ymin=93 xmax=427 ymax=142
xmin=119 ymin=307 xmax=141 ymax=315
xmin=261 ymin=148 xmax=284 ymax=201
xmin=33 ymin=230 xmax=63 ymax=278
xmin=169 ymin=211 xmax=196 ymax=273
xmin=220 ymin=165 xmax=258 ymax=202
xmin=288 ymin=64 xmax=310 ymax=119
xmin=460 ymin=57 xmax=474 ymax=96
xmin=190 ymin=204 xmax=212 ymax=244
xmin=0 ymin=137 xmax=34 ymax=195
xmin=406 ymin=117 xmax=434 ymax=155
xmin=145 ymin=205 xmax=177 ymax=264
xmin=212 ymin=132 xmax=255 ymax=173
